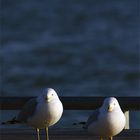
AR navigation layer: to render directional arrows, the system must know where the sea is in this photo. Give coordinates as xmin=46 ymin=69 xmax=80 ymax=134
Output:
xmin=1 ymin=0 xmax=140 ymax=129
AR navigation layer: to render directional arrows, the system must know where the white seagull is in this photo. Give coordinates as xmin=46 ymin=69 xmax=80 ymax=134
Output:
xmin=85 ymin=97 xmax=126 ymax=140
xmin=2 ymin=88 xmax=63 ymax=140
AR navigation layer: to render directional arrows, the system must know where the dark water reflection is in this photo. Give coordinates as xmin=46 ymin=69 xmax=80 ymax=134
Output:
xmin=1 ymin=0 xmax=139 ymax=128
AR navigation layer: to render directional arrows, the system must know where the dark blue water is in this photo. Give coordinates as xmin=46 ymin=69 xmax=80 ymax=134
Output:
xmin=1 ymin=0 xmax=140 ymax=128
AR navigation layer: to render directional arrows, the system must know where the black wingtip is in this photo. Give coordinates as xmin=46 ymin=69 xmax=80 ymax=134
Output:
xmin=1 ymin=122 xmax=6 ymax=125
xmin=79 ymin=121 xmax=86 ymax=125
xmin=73 ymin=121 xmax=86 ymax=126
xmin=1 ymin=117 xmax=20 ymax=125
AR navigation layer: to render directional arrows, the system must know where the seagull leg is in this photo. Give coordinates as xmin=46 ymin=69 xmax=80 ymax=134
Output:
xmin=109 ymin=136 xmax=113 ymax=140
xmin=100 ymin=136 xmax=103 ymax=140
xmin=45 ymin=127 xmax=49 ymax=140
xmin=36 ymin=128 xmax=40 ymax=140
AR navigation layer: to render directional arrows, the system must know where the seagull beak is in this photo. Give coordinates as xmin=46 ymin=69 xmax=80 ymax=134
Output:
xmin=108 ymin=104 xmax=114 ymax=112
xmin=46 ymin=94 xmax=52 ymax=102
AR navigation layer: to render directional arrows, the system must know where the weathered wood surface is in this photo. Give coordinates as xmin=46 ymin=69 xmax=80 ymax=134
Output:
xmin=0 ymin=128 xmax=139 ymax=140
xmin=0 ymin=97 xmax=140 ymax=111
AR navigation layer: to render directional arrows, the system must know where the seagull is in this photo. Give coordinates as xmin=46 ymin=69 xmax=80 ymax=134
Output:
xmin=85 ymin=97 xmax=126 ymax=140
xmin=2 ymin=88 xmax=63 ymax=140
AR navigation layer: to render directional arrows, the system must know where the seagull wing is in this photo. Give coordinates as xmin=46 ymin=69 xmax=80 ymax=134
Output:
xmin=17 ymin=98 xmax=37 ymax=123
xmin=85 ymin=109 xmax=99 ymax=129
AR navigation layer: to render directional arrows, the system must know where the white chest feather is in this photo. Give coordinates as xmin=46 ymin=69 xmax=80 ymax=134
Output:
xmin=27 ymin=100 xmax=63 ymax=129
xmin=88 ymin=110 xmax=126 ymax=137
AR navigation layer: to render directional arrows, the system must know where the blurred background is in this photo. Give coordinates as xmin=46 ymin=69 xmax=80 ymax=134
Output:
xmin=1 ymin=0 xmax=140 ymax=128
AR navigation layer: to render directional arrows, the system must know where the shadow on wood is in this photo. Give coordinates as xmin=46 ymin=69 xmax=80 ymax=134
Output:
xmin=0 ymin=96 xmax=140 ymax=110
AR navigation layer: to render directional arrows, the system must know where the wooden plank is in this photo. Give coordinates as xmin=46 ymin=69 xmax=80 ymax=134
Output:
xmin=0 ymin=97 xmax=140 ymax=111
xmin=0 ymin=128 xmax=139 ymax=140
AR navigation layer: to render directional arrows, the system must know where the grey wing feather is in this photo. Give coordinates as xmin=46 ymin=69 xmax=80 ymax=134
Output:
xmin=17 ymin=98 xmax=37 ymax=123
xmin=85 ymin=109 xmax=99 ymax=129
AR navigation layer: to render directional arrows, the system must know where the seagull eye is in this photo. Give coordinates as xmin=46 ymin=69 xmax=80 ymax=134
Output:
xmin=52 ymin=93 xmax=54 ymax=96
xmin=114 ymin=103 xmax=116 ymax=106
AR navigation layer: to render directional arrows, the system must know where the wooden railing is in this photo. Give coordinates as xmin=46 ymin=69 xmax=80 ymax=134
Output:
xmin=0 ymin=96 xmax=140 ymax=129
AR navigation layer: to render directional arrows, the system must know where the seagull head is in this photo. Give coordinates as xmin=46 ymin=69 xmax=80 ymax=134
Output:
xmin=42 ymin=88 xmax=59 ymax=102
xmin=102 ymin=97 xmax=120 ymax=112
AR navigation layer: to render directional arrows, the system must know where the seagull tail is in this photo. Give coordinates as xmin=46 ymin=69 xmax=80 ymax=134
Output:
xmin=1 ymin=117 xmax=21 ymax=125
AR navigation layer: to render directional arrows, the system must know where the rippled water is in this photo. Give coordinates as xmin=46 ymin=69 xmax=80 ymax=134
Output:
xmin=1 ymin=0 xmax=140 ymax=128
